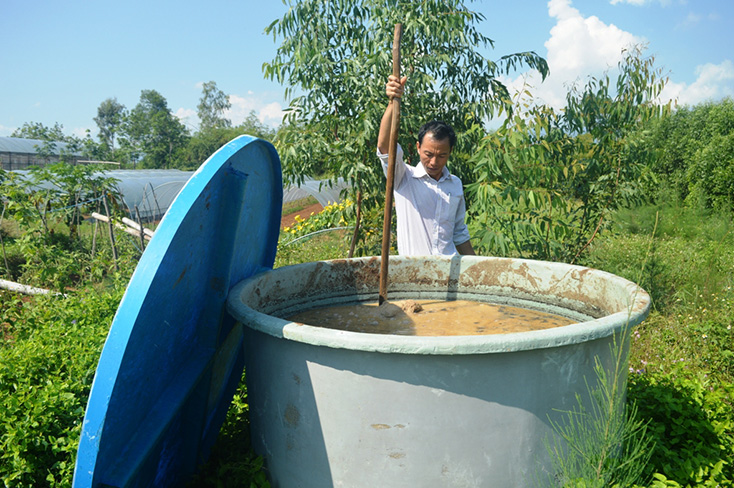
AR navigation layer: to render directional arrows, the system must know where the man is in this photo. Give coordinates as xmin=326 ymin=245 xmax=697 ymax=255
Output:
xmin=377 ymin=75 xmax=475 ymax=256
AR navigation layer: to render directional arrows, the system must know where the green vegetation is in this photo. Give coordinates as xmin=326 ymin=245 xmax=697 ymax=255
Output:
xmin=580 ymin=204 xmax=734 ymax=487
xmin=467 ymin=47 xmax=669 ymax=263
xmin=281 ymin=195 xmax=319 ymax=218
xmin=263 ymin=0 xmax=547 ymax=255
xmin=2 ymin=0 xmax=733 ymax=484
xmin=3 ymin=135 xmax=734 ymax=487
xmin=0 ymin=287 xmax=126 ymax=487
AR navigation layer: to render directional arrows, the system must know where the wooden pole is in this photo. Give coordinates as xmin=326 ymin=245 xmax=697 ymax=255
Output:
xmin=102 ymin=193 xmax=119 ymax=272
xmin=0 ymin=202 xmax=9 ymax=274
xmin=379 ymin=23 xmax=403 ymax=305
xmin=348 ymin=189 xmax=362 ymax=259
xmin=135 ymin=206 xmax=145 ymax=253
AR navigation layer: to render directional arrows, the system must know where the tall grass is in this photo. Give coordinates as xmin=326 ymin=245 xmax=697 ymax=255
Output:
xmin=580 ymin=203 xmax=734 ymax=486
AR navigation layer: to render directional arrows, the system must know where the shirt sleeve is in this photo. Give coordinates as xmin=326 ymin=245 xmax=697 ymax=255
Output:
xmin=377 ymin=143 xmax=406 ymax=188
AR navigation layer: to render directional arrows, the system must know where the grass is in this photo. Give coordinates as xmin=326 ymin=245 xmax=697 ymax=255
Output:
xmin=582 ymin=204 xmax=734 ymax=384
xmin=579 ymin=203 xmax=734 ymax=486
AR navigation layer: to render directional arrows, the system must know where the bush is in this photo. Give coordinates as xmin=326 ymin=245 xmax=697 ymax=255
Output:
xmin=629 ymin=370 xmax=734 ymax=486
xmin=685 ymin=132 xmax=734 ymax=213
xmin=0 ymin=286 xmax=124 ymax=487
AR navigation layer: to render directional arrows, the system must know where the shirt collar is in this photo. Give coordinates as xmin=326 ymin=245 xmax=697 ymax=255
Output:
xmin=413 ymin=162 xmax=451 ymax=182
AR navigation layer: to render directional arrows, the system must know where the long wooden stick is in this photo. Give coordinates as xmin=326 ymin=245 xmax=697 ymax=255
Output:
xmin=379 ymin=23 xmax=403 ymax=305
xmin=102 ymin=194 xmax=119 ymax=272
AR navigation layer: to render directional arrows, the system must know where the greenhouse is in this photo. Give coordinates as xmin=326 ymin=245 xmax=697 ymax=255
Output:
xmin=8 ymin=168 xmax=347 ymax=221
xmin=0 ymin=136 xmax=83 ymax=169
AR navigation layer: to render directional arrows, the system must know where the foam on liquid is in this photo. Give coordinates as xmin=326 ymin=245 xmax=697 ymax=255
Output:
xmin=286 ymin=299 xmax=576 ymax=336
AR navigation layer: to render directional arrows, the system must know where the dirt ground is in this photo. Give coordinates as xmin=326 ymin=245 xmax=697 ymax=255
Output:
xmin=280 ymin=203 xmax=324 ymax=229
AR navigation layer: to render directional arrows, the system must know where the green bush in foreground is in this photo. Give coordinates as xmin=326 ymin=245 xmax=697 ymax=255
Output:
xmin=629 ymin=369 xmax=734 ymax=486
xmin=0 ymin=287 xmax=123 ymax=487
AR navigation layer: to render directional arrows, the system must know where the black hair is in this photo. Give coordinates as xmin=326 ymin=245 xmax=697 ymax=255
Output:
xmin=417 ymin=120 xmax=457 ymax=149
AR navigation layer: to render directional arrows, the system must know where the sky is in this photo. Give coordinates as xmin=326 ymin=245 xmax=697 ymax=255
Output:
xmin=1 ymin=0 xmax=732 ymax=139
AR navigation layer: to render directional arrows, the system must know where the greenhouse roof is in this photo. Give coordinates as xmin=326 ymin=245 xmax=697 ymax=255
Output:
xmin=0 ymin=136 xmax=82 ymax=156
xmin=283 ymin=177 xmax=347 ymax=207
xmin=9 ymin=168 xmax=347 ymax=220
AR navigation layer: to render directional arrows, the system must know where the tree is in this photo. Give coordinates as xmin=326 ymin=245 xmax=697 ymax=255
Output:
xmin=10 ymin=121 xmax=86 ymax=164
xmin=646 ymin=97 xmax=734 ymax=210
xmin=11 ymin=121 xmax=69 ymax=142
xmin=179 ymin=110 xmax=277 ymax=170
xmin=466 ymin=47 xmax=671 ymax=262
xmin=94 ymin=98 xmax=126 ymax=151
xmin=197 ymin=81 xmax=232 ymax=131
xmin=121 ymin=90 xmax=189 ymax=168
xmin=263 ymin=0 xmax=547 ymax=254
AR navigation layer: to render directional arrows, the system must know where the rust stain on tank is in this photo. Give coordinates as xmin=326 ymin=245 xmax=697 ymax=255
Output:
xmin=402 ymin=260 xmax=449 ymax=287
xmin=461 ymin=258 xmax=519 ymax=288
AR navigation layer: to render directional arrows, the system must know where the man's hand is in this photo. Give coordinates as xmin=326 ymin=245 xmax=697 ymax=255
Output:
xmin=386 ymin=75 xmax=407 ymax=99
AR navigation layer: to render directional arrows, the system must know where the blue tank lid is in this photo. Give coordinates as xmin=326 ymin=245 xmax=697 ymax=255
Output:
xmin=73 ymin=135 xmax=282 ymax=487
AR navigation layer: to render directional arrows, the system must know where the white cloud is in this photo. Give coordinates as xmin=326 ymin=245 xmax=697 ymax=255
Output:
xmin=174 ymin=92 xmax=284 ymax=132
xmin=71 ymin=126 xmax=93 ymax=139
xmin=661 ymin=60 xmax=734 ymax=106
xmin=174 ymin=107 xmax=199 ymax=130
xmin=677 ymin=11 xmax=702 ymax=29
xmin=610 ymin=0 xmax=646 ymax=6
xmin=609 ymin=0 xmax=672 ymax=5
xmin=503 ymin=0 xmax=645 ymax=110
xmin=0 ymin=124 xmax=14 ymax=137
xmin=226 ymin=94 xmax=284 ymax=128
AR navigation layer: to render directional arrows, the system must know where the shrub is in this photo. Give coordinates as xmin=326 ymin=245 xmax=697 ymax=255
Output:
xmin=0 ymin=286 xmax=124 ymax=487
xmin=629 ymin=369 xmax=734 ymax=486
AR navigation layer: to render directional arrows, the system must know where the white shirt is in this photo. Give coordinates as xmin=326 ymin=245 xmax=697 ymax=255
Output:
xmin=378 ymin=144 xmax=471 ymax=256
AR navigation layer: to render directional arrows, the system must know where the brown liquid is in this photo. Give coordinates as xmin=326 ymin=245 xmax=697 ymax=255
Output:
xmin=286 ymin=299 xmax=576 ymax=336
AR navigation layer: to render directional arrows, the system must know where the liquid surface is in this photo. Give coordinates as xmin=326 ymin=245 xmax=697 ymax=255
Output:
xmin=286 ymin=299 xmax=576 ymax=336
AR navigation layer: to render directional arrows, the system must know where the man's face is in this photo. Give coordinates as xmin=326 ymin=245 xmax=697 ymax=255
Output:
xmin=416 ymin=133 xmax=452 ymax=181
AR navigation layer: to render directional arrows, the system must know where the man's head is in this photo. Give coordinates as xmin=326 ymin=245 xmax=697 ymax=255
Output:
xmin=416 ymin=120 xmax=456 ymax=181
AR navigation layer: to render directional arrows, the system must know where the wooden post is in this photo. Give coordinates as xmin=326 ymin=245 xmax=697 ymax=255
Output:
xmin=348 ymin=189 xmax=362 ymax=259
xmin=379 ymin=23 xmax=403 ymax=305
xmin=135 ymin=206 xmax=145 ymax=253
xmin=0 ymin=202 xmax=9 ymax=274
xmin=102 ymin=193 xmax=119 ymax=272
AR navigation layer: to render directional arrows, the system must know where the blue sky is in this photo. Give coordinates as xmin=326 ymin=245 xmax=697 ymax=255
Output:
xmin=1 ymin=0 xmax=732 ymax=139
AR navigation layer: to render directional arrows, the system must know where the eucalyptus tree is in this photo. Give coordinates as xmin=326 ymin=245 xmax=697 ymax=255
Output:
xmin=467 ymin=47 xmax=671 ymax=262
xmin=263 ymin=0 xmax=548 ymax=251
xmin=197 ymin=81 xmax=232 ymax=131
xmin=121 ymin=89 xmax=189 ymax=169
xmin=94 ymin=97 xmax=126 ymax=153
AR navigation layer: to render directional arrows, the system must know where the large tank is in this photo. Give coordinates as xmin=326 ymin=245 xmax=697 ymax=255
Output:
xmin=227 ymin=255 xmax=650 ymax=487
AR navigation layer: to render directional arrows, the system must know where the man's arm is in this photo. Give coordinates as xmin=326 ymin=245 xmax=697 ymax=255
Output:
xmin=377 ymin=75 xmax=407 ymax=155
xmin=456 ymin=240 xmax=476 ymax=255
